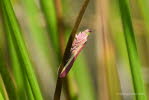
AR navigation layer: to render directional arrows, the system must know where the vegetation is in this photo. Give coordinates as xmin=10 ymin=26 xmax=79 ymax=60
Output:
xmin=0 ymin=0 xmax=148 ymax=100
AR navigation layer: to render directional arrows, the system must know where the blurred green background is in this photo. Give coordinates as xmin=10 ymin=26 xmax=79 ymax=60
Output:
xmin=0 ymin=0 xmax=149 ymax=100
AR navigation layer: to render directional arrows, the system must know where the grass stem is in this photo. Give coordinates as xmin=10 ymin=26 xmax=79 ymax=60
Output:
xmin=53 ymin=0 xmax=90 ymax=99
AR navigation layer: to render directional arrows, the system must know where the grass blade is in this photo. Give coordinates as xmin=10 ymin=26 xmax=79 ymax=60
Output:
xmin=0 ymin=74 xmax=10 ymax=100
xmin=0 ymin=48 xmax=16 ymax=100
xmin=3 ymin=11 xmax=27 ymax=99
xmin=3 ymin=7 xmax=35 ymax=99
xmin=21 ymin=0 xmax=57 ymax=98
xmin=0 ymin=0 xmax=43 ymax=99
xmin=40 ymin=0 xmax=60 ymax=58
xmin=54 ymin=0 xmax=90 ymax=99
xmin=118 ymin=0 xmax=147 ymax=99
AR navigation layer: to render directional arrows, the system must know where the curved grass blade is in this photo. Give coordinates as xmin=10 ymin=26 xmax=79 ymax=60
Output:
xmin=118 ymin=0 xmax=147 ymax=99
xmin=53 ymin=0 xmax=90 ymax=99
xmin=0 ymin=0 xmax=43 ymax=99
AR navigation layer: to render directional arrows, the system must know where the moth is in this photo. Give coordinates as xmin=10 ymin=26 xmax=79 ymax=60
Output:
xmin=60 ymin=29 xmax=91 ymax=78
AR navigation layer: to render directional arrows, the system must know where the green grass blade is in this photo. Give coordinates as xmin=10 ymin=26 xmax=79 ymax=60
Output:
xmin=1 ymin=6 xmax=17 ymax=100
xmin=0 ymin=76 xmax=5 ymax=100
xmin=0 ymin=0 xmax=43 ymax=99
xmin=3 ymin=10 xmax=27 ymax=99
xmin=26 ymin=77 xmax=34 ymax=100
xmin=4 ymin=9 xmax=35 ymax=100
xmin=0 ymin=75 xmax=9 ymax=100
xmin=8 ymin=24 xmax=27 ymax=100
xmin=40 ymin=0 xmax=60 ymax=58
xmin=118 ymin=0 xmax=147 ymax=99
xmin=21 ymin=0 xmax=57 ymax=98
xmin=20 ymin=0 xmax=52 ymax=58
xmin=0 ymin=48 xmax=16 ymax=100
xmin=8 ymin=27 xmax=35 ymax=100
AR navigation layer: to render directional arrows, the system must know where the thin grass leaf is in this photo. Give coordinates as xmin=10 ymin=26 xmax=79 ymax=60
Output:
xmin=118 ymin=0 xmax=147 ymax=99
xmin=21 ymin=0 xmax=57 ymax=98
xmin=0 ymin=75 xmax=9 ymax=100
xmin=3 ymin=8 xmax=35 ymax=100
xmin=26 ymin=77 xmax=34 ymax=100
xmin=8 ymin=25 xmax=27 ymax=100
xmin=20 ymin=0 xmax=52 ymax=58
xmin=54 ymin=0 xmax=74 ymax=99
xmin=40 ymin=0 xmax=60 ymax=59
xmin=0 ymin=48 xmax=16 ymax=100
xmin=0 ymin=5 xmax=17 ymax=100
xmin=54 ymin=0 xmax=76 ymax=99
xmin=0 ymin=0 xmax=43 ymax=99
xmin=0 ymin=76 xmax=5 ymax=100
xmin=54 ymin=0 xmax=90 ymax=99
